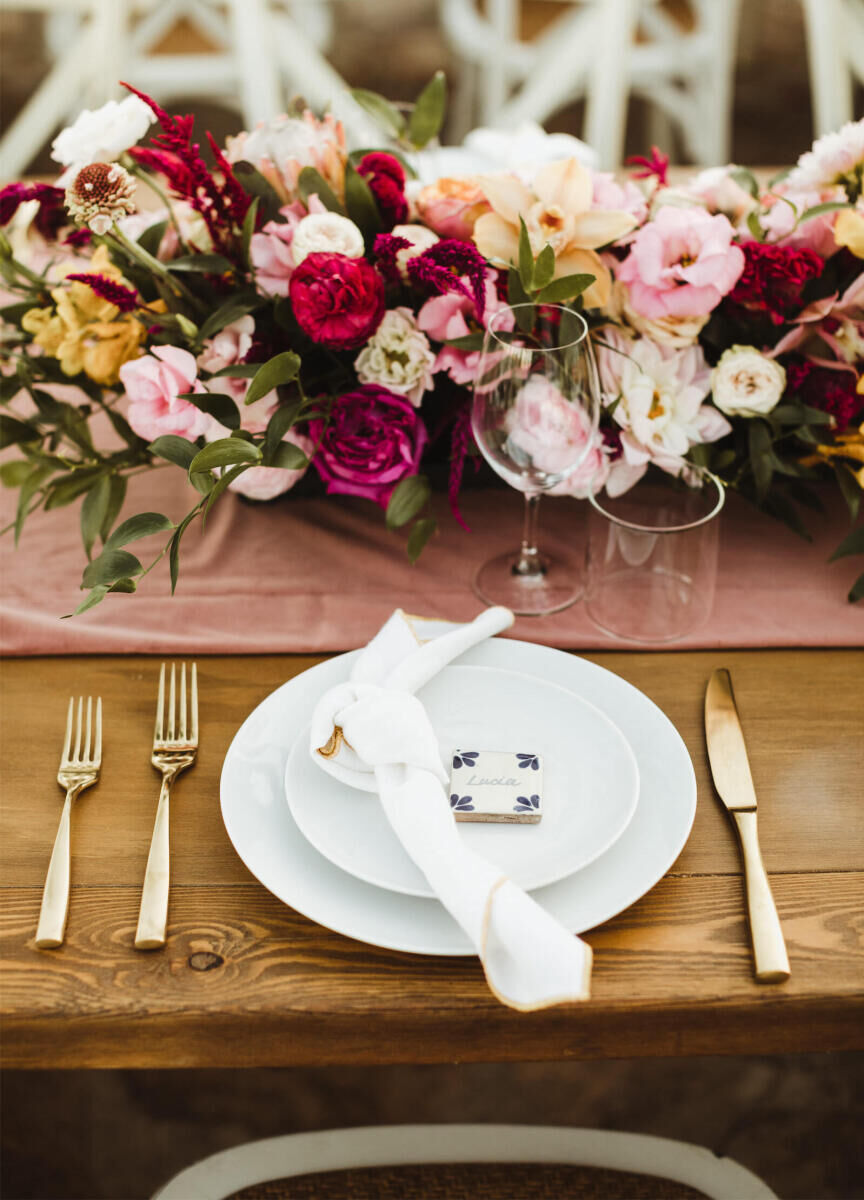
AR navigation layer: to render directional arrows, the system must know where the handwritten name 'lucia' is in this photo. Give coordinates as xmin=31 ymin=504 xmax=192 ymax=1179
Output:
xmin=464 ymin=774 xmax=519 ymax=787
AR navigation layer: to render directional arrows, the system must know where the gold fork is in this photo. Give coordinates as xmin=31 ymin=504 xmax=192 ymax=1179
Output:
xmin=36 ymin=697 xmax=102 ymax=949
xmin=135 ymin=663 xmax=198 ymax=950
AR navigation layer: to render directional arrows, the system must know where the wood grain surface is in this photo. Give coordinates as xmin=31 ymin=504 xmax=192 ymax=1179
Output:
xmin=1 ymin=649 xmax=862 ymax=1068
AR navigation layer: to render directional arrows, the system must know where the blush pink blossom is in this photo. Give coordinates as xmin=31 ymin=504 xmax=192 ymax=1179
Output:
xmin=617 ymin=205 xmax=745 ymax=319
xmin=592 ymin=172 xmax=648 ymax=225
xmin=417 ymin=275 xmax=514 ymax=384
xmin=224 ymin=431 xmax=313 ymax=501
xmin=121 ymin=345 xmax=213 ymax=443
xmin=197 ymin=315 xmax=277 ymax=430
xmin=750 ymin=187 xmax=843 ymax=258
xmin=249 ymin=196 xmax=325 ymax=297
xmin=506 ymin=375 xmax=609 ymax=497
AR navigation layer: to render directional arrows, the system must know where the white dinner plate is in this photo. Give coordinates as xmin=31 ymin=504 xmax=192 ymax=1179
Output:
xmin=284 ymin=664 xmax=640 ymax=898
xmin=220 ymin=639 xmax=697 ymax=955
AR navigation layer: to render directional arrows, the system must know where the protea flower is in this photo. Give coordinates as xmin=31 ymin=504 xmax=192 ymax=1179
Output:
xmin=225 ymin=111 xmax=346 ymax=205
xmin=64 ymin=162 xmax=136 ymax=235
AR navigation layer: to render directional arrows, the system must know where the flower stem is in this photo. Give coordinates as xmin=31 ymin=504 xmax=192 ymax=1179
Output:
xmin=106 ymin=228 xmax=205 ymax=315
xmin=513 ymin=492 xmax=545 ymax=577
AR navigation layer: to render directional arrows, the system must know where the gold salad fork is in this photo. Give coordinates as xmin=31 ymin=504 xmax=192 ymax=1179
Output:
xmin=36 ymin=697 xmax=102 ymax=949
xmin=135 ymin=663 xmax=198 ymax=950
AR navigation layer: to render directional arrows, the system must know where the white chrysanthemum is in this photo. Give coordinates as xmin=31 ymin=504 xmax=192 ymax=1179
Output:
xmin=711 ymin=346 xmax=786 ymax=418
xmin=291 ymin=212 xmax=364 ymax=264
xmin=355 ymin=307 xmax=435 ymax=406
xmin=390 ymin=223 xmax=439 ymax=278
xmin=786 ymin=119 xmax=864 ymax=194
xmin=51 ymin=96 xmax=153 ymax=168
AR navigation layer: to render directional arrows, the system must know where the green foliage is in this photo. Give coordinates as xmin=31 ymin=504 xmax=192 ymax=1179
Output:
xmin=407 ymin=516 xmax=436 ymax=563
xmin=188 ymin=438 xmax=261 ymax=474
xmin=407 ymin=71 xmax=447 ymax=148
xmin=297 ymin=167 xmax=345 ymax=215
xmin=386 ymin=475 xmax=430 ymax=530
xmin=344 ymin=162 xmax=383 ymax=240
xmin=245 ymin=351 xmax=302 ymax=406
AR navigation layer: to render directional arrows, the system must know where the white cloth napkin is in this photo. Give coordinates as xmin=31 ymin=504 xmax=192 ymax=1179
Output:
xmin=309 ymin=607 xmax=592 ymax=1010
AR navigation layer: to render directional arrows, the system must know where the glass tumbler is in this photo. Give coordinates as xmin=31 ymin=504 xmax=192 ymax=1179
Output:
xmin=585 ymin=469 xmax=725 ymax=643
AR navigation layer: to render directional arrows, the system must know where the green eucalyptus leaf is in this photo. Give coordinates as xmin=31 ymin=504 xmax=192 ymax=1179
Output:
xmin=178 ymin=391 xmax=241 ymax=430
xmin=190 ymin=469 xmax=215 ymax=495
xmin=80 ymin=475 xmax=111 ymax=559
xmin=746 ymin=209 xmax=765 ymax=242
xmin=443 ymin=332 xmax=486 ymax=351
xmin=386 ymin=474 xmax=430 ymax=530
xmin=188 ymin=438 xmax=261 ymax=473
xmin=748 ymin=419 xmax=773 ymax=501
xmin=82 ymin=548 xmax=143 ymax=589
xmin=848 ymin=570 xmax=864 ymax=603
xmin=798 ymin=200 xmax=851 ymax=222
xmin=210 ymin=363 xmax=260 ymax=378
xmin=728 ymin=167 xmax=759 ymax=199
xmin=0 ymin=460 xmax=30 ymax=487
xmin=264 ymin=402 xmax=301 ymax=462
xmin=0 ymin=413 xmax=38 ymax=448
xmin=197 ymin=293 xmax=261 ymax=342
xmin=168 ymin=507 xmax=199 ymax=594
xmin=44 ymin=469 xmax=104 ymax=510
xmin=168 ymin=253 xmax=235 ymax=274
xmin=149 ymin=434 xmax=198 ymax=468
xmin=71 ymin=586 xmax=109 ymax=616
xmin=108 ymin=577 xmax=138 ymax=594
xmin=507 ymin=266 xmax=530 ymax=308
xmin=105 ymin=511 xmax=174 ymax=550
xmin=137 ymin=218 xmax=169 ymax=257
xmin=245 ymin=351 xmax=302 ymax=406
xmin=407 ymin=516 xmax=436 ymax=563
xmin=407 ymin=71 xmax=447 ymax=148
xmin=297 ymin=167 xmax=345 ymax=214
xmin=232 ymin=161 xmax=283 ymax=222
xmin=270 ymin=441 xmax=307 ymax=470
xmin=531 ymin=244 xmax=555 ymax=293
xmin=344 ymin=161 xmax=383 ymax=239
xmin=14 ymin=464 xmax=52 ymax=544
xmin=242 ymin=196 xmax=260 ymax=267
xmin=535 ymin=273 xmax=595 ymax=304
xmin=349 ymin=88 xmax=407 ymax=139
xmin=828 ymin=525 xmax=864 ymax=562
xmin=835 ymin=464 xmax=861 ymax=524
xmin=202 ymin=463 xmax=247 ymax=522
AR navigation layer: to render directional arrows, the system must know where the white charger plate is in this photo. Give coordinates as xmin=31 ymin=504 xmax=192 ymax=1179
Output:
xmin=284 ymin=664 xmax=640 ymax=898
xmin=220 ymin=639 xmax=697 ymax=955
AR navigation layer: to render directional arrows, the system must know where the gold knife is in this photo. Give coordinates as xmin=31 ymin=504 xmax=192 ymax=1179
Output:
xmin=705 ymin=669 xmax=790 ymax=983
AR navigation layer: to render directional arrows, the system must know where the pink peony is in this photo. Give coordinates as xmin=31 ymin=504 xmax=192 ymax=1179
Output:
xmin=413 ymin=177 xmax=491 ymax=240
xmin=289 ymin=252 xmax=385 ymax=350
xmin=505 ymin=375 xmax=608 ymax=497
xmin=121 ymin=345 xmax=213 ymax=443
xmin=617 ymin=205 xmax=745 ymax=319
xmin=308 ymin=384 xmax=427 ymax=506
xmin=418 ymin=275 xmax=514 ymax=384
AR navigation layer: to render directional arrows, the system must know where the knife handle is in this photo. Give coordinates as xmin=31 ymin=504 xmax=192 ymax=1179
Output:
xmin=731 ymin=810 xmax=790 ymax=983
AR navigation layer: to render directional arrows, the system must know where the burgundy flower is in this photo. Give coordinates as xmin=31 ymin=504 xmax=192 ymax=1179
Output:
xmin=407 ymin=239 xmax=489 ymax=320
xmin=626 ymin=146 xmax=670 ymax=187
xmin=308 ymin=384 xmax=427 ymax=506
xmin=373 ymin=233 xmax=411 ymax=282
xmin=357 ymin=152 xmax=408 ymax=228
xmin=66 ymin=272 xmax=139 ymax=313
xmin=728 ymin=242 xmax=824 ymax=325
xmin=0 ymin=182 xmax=67 ymax=239
xmin=289 ymin=252 xmax=385 ymax=350
xmin=785 ymin=361 xmax=863 ymax=433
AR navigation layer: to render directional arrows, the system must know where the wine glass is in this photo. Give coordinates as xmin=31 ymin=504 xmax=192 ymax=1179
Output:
xmin=471 ymin=303 xmax=601 ymax=616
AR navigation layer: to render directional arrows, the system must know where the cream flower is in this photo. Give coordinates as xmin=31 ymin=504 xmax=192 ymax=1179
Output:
xmin=291 ymin=212 xmax=364 ymax=265
xmin=354 ymin=307 xmax=435 ymax=406
xmin=835 ymin=206 xmax=864 ymax=258
xmin=472 ymin=159 xmax=637 ymax=308
xmin=51 ymin=96 xmax=153 ymax=168
xmin=786 ymin=119 xmax=864 ymax=194
xmin=712 ymin=346 xmax=786 ymax=418
xmin=390 ymin=223 xmax=440 ymax=278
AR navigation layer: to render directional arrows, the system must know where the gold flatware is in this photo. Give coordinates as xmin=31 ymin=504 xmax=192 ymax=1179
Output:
xmin=705 ymin=668 xmax=790 ymax=983
xmin=135 ymin=663 xmax=198 ymax=950
xmin=36 ymin=696 xmax=102 ymax=949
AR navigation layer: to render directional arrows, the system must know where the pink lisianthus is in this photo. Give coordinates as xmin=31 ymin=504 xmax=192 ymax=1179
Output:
xmin=592 ymin=172 xmax=649 ymax=225
xmin=289 ymin=252 xmax=385 ymax=350
xmin=617 ymin=205 xmax=745 ymax=319
xmin=750 ymin=186 xmax=844 ymax=258
xmin=121 ymin=345 xmax=213 ymax=443
xmin=250 ymin=196 xmax=325 ymax=297
xmin=505 ymin=375 xmax=609 ymax=497
xmin=417 ymin=275 xmax=514 ymax=384
xmin=308 ymin=384 xmax=427 ymax=506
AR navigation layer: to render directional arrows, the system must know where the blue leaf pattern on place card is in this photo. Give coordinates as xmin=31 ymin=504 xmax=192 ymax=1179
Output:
xmin=514 ymin=794 xmax=541 ymax=813
xmin=452 ymin=751 xmax=478 ymax=769
xmin=516 ymin=754 xmax=539 ymax=771
xmin=450 ymin=793 xmax=475 ymax=812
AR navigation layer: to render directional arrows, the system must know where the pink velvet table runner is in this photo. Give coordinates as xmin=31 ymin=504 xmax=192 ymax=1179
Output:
xmin=1 ymin=469 xmax=861 ymax=655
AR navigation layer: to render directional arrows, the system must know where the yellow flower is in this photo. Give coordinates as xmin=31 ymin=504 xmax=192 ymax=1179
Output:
xmin=21 ymin=246 xmax=145 ymax=385
xmin=801 ymin=418 xmax=864 ymax=487
xmin=472 ymin=159 xmax=637 ymax=308
xmin=834 ymin=209 xmax=864 ymax=259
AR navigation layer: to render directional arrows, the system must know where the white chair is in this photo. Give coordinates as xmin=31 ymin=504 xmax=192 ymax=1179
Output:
xmin=440 ymin=0 xmax=742 ymax=168
xmin=0 ymin=0 xmax=365 ymax=180
xmin=152 ymin=1123 xmax=778 ymax=1200
xmin=801 ymin=0 xmax=864 ymax=136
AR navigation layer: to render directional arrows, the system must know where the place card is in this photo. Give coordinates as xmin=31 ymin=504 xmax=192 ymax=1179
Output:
xmin=449 ymin=750 xmax=543 ymax=824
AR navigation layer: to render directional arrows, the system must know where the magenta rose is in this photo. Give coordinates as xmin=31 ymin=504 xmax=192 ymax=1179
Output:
xmin=309 ymin=384 xmax=427 ymax=506
xmin=357 ymin=152 xmax=409 ymax=228
xmin=289 ymin=251 xmax=385 ymax=350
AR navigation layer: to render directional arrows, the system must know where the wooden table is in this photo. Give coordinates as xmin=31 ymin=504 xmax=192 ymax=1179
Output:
xmin=1 ymin=649 xmax=862 ymax=1070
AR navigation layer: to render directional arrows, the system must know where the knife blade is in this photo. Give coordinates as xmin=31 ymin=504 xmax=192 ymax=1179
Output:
xmin=705 ymin=669 xmax=790 ymax=984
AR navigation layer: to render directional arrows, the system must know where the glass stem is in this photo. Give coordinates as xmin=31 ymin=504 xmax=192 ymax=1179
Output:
xmin=513 ymin=492 xmax=545 ymax=577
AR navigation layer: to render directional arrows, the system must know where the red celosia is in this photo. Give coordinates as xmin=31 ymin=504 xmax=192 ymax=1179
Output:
xmin=626 ymin=146 xmax=670 ymax=187
xmin=728 ymin=242 xmax=824 ymax=325
xmin=407 ymin=239 xmax=488 ymax=319
xmin=357 ymin=153 xmax=408 ymax=228
xmin=0 ymin=182 xmax=67 ymax=240
xmin=447 ymin=404 xmax=478 ymax=531
xmin=785 ymin=361 xmax=863 ymax=432
xmin=66 ymin=272 xmax=139 ymax=313
xmin=372 ymin=233 xmax=411 ymax=282
xmin=121 ymin=82 xmax=250 ymax=255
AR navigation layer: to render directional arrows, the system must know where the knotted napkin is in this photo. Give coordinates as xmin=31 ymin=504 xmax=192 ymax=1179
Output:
xmin=309 ymin=607 xmax=592 ymax=1010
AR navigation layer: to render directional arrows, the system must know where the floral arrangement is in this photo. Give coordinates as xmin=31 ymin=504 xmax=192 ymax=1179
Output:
xmin=1 ymin=78 xmax=862 ymax=611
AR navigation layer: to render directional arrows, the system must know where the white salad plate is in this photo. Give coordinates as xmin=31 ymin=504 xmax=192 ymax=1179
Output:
xmin=284 ymin=664 xmax=640 ymax=898
xmin=220 ymin=638 xmax=697 ymax=956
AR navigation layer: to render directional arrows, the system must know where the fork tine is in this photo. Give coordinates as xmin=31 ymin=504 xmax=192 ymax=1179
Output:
xmin=168 ymin=662 xmax=177 ymax=742
xmin=155 ymin=663 xmax=166 ymax=743
xmin=85 ymin=696 xmax=93 ymax=762
xmin=191 ymin=663 xmax=198 ymax=745
xmin=74 ymin=697 xmax=83 ymax=763
xmin=179 ymin=662 xmax=187 ymax=742
xmin=62 ymin=697 xmax=74 ymax=763
xmin=95 ymin=697 xmax=103 ymax=764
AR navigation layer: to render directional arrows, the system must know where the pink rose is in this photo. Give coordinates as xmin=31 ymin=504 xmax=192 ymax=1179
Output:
xmin=505 ymin=375 xmax=607 ymax=496
xmin=250 ymin=197 xmax=325 ymax=298
xmin=121 ymin=345 xmax=212 ymax=443
xmin=308 ymin=384 xmax=427 ymax=506
xmin=413 ymin=177 xmax=491 ymax=240
xmin=418 ymin=275 xmax=514 ymax=384
xmin=227 ymin=431 xmax=313 ymax=501
xmin=617 ymin=205 xmax=745 ymax=319
xmin=197 ymin=315 xmax=276 ymax=430
xmin=289 ymin=252 xmax=385 ymax=350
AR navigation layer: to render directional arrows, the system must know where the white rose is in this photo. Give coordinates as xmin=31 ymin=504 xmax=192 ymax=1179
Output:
xmin=391 ymin=223 xmax=439 ymax=279
xmin=711 ymin=346 xmax=786 ymax=418
xmin=355 ymin=307 xmax=435 ymax=406
xmin=51 ymin=96 xmax=153 ymax=168
xmin=291 ymin=212 xmax=364 ymax=265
